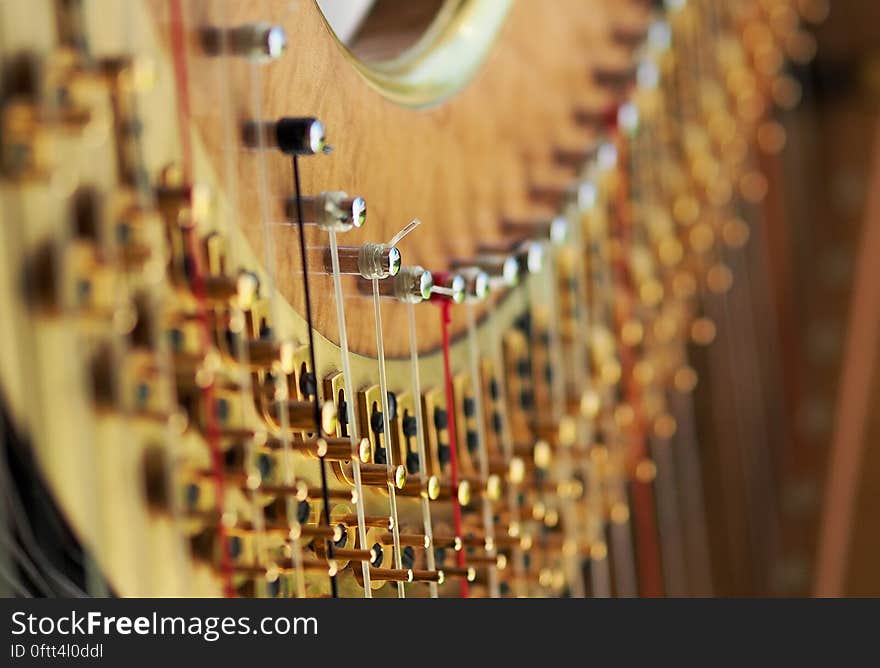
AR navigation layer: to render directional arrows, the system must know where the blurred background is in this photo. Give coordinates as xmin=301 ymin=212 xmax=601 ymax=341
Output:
xmin=783 ymin=0 xmax=880 ymax=596
xmin=696 ymin=0 xmax=880 ymax=596
xmin=310 ymin=0 xmax=880 ymax=597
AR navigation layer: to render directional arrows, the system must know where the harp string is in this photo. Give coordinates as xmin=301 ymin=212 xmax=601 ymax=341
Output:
xmin=246 ymin=48 xmax=307 ymax=597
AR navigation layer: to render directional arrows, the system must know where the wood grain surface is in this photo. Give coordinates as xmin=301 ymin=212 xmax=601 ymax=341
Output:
xmin=168 ymin=0 xmax=646 ymax=357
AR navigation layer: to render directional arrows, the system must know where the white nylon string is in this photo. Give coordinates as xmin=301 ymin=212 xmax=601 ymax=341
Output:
xmin=406 ymin=303 xmax=439 ymax=598
xmin=387 ymin=218 xmax=421 ymax=247
xmin=327 ymin=229 xmax=372 ymax=596
xmin=371 ymin=279 xmax=405 ymax=597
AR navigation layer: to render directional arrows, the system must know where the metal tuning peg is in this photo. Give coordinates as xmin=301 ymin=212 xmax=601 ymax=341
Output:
xmin=501 ymin=216 xmax=569 ymax=245
xmin=591 ymin=58 xmax=638 ymax=92
xmin=201 ymin=23 xmax=287 ymax=61
xmin=459 ymin=268 xmax=491 ymax=301
xmin=243 ymin=117 xmax=330 ymax=155
xmin=450 ymin=255 xmax=519 ymax=289
xmin=360 ymin=265 xmax=433 ymax=303
xmin=285 ymin=191 xmax=366 ymax=232
xmin=268 ymin=399 xmax=337 ymax=434
xmin=482 ymin=240 xmax=545 ymax=276
xmin=341 ymin=243 xmax=401 ymax=280
xmin=553 ymin=144 xmax=598 ymax=170
xmin=429 ymin=272 xmax=466 ymax=304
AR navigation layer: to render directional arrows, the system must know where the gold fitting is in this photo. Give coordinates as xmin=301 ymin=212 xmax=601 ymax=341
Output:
xmin=457 ymin=480 xmax=471 ymax=506
xmin=358 ymin=437 xmax=372 ymax=464
xmin=427 ymin=475 xmax=441 ymax=500
xmin=393 ymin=465 xmax=407 ymax=489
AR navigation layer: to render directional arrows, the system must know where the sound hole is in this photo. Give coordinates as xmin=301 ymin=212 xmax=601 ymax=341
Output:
xmin=316 ymin=0 xmax=446 ymax=63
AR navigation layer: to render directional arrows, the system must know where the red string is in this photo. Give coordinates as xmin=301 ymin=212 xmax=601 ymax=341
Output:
xmin=168 ymin=0 xmax=234 ymax=597
xmin=439 ymin=301 xmax=469 ymax=598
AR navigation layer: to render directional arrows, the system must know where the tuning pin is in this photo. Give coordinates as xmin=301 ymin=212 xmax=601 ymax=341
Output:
xmin=194 ymin=273 xmax=251 ymax=305
xmin=411 ymin=569 xmax=445 ymax=584
xmin=285 ymin=192 xmax=366 ymax=231
xmin=450 ymin=256 xmax=519 ymax=289
xmin=201 ymin=23 xmax=287 ymax=61
xmin=529 ymin=177 xmax=600 ymax=210
xmin=515 ymin=241 xmax=546 ymax=275
xmin=434 ymin=267 xmax=490 ymax=302
xmin=261 ymin=494 xmax=308 ymax=524
xmin=359 ymin=266 xmax=433 ymax=303
xmin=242 ymin=117 xmax=330 ymax=155
xmin=268 ymin=399 xmax=337 ymax=433
xmin=320 ymin=547 xmax=374 ymax=564
xmin=429 ymin=272 xmax=466 ymax=304
xmin=441 ymin=566 xmax=477 ymax=582
xmin=356 ymin=567 xmax=413 ymax=584
xmin=298 ymin=558 xmax=339 ymax=576
xmin=532 ymin=175 xmax=602 ymax=212
xmin=572 ymin=102 xmax=619 ymax=130
xmin=459 ymin=268 xmax=490 ymax=301
xmin=297 ymin=484 xmax=356 ymax=504
xmin=529 ymin=182 xmax=574 ymax=209
xmin=501 ymin=217 xmax=569 ymax=245
xmin=155 ymin=180 xmax=212 ymax=225
xmin=458 ymin=474 xmax=502 ymax=502
xmin=378 ymin=531 xmax=430 ymax=548
xmin=320 ymin=243 xmax=401 ymax=279
xmin=288 ymin=436 xmax=373 ymax=462
xmin=286 ymin=436 xmax=370 ymax=462
xmin=359 ymin=463 xmax=407 ymax=489
xmin=427 ymin=476 xmax=471 ymax=504
xmin=432 ymin=535 xmax=463 ymax=551
xmin=611 ymin=21 xmax=648 ymax=48
xmin=553 ymin=145 xmax=597 ymax=170
xmin=297 ymin=524 xmax=343 ymax=542
xmin=396 ymin=475 xmax=441 ymax=500
xmin=592 ymin=60 xmax=637 ymax=91
xmin=333 ymin=513 xmax=393 ymax=531
xmin=246 ymin=339 xmax=295 ymax=373
xmin=466 ymin=553 xmax=506 ymax=569
xmin=478 ymin=240 xmax=544 ymax=276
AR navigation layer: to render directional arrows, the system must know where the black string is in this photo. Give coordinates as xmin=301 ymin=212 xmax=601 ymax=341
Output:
xmin=291 ymin=154 xmax=338 ymax=599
